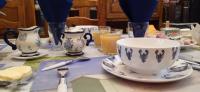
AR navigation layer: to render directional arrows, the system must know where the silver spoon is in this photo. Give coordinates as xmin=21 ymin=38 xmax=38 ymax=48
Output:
xmin=57 ymin=68 xmax=68 ymax=92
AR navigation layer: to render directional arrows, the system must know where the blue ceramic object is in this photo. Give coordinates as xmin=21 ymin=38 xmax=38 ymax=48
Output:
xmin=0 ymin=0 xmax=6 ymax=8
xmin=38 ymin=0 xmax=72 ymax=45
xmin=3 ymin=26 xmax=41 ymax=56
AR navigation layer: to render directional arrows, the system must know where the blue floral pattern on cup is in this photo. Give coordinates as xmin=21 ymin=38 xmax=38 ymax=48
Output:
xmin=28 ymin=45 xmax=33 ymax=50
xmin=125 ymin=48 xmax=133 ymax=61
xmin=155 ymin=50 xmax=165 ymax=63
xmin=139 ymin=49 xmax=149 ymax=63
xmin=118 ymin=46 xmax=122 ymax=57
xmin=64 ymin=38 xmax=73 ymax=50
xmin=35 ymin=39 xmax=41 ymax=47
xmin=75 ymin=39 xmax=85 ymax=52
xmin=172 ymin=47 xmax=178 ymax=59
xmin=18 ymin=33 xmax=27 ymax=41
xmin=18 ymin=45 xmax=22 ymax=51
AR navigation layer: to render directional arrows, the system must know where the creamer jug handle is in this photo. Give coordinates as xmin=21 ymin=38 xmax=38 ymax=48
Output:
xmin=3 ymin=29 xmax=18 ymax=50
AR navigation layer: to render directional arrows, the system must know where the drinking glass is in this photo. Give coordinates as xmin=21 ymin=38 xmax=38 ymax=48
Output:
xmin=92 ymin=31 xmax=101 ymax=47
xmin=92 ymin=26 xmax=111 ymax=48
xmin=101 ymin=29 xmax=122 ymax=55
xmin=127 ymin=22 xmax=134 ymax=38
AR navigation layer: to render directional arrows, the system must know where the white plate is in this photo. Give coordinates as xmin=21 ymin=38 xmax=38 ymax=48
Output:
xmin=181 ymin=41 xmax=197 ymax=49
xmin=0 ymin=72 xmax=33 ymax=87
xmin=178 ymin=38 xmax=198 ymax=49
xmin=102 ymin=55 xmax=193 ymax=83
xmin=11 ymin=49 xmax=48 ymax=60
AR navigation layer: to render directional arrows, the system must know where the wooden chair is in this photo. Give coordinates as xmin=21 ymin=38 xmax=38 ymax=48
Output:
xmin=67 ymin=17 xmax=98 ymax=27
xmin=66 ymin=0 xmax=100 ymax=27
xmin=0 ymin=0 xmax=36 ymax=38
xmin=0 ymin=0 xmax=26 ymax=29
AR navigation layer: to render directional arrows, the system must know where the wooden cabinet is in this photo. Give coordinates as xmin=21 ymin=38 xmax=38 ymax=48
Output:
xmin=106 ymin=0 xmax=126 ymax=20
xmin=0 ymin=0 xmax=36 ymax=37
xmin=98 ymin=0 xmax=163 ymax=27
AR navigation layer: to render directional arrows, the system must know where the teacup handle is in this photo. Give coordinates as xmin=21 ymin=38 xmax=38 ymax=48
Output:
xmin=83 ymin=33 xmax=93 ymax=46
xmin=3 ymin=29 xmax=18 ymax=50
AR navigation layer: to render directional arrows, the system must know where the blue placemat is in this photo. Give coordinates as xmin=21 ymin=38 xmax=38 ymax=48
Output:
xmin=0 ymin=44 xmax=7 ymax=51
xmin=31 ymin=56 xmax=107 ymax=92
xmin=0 ymin=64 xmax=5 ymax=68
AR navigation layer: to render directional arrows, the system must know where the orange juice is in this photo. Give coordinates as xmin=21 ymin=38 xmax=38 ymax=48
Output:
xmin=92 ymin=31 xmax=101 ymax=47
xmin=101 ymin=34 xmax=121 ymax=55
xmin=92 ymin=31 xmax=109 ymax=47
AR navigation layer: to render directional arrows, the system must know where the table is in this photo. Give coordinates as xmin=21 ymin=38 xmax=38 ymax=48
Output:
xmin=1 ymin=39 xmax=200 ymax=92
xmin=0 ymin=39 xmax=104 ymax=92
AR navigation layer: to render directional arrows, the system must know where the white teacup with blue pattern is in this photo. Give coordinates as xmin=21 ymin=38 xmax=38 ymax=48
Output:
xmin=117 ymin=38 xmax=180 ymax=75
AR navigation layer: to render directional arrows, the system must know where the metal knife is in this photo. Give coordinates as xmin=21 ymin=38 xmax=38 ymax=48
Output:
xmin=41 ymin=57 xmax=90 ymax=71
xmin=41 ymin=60 xmax=73 ymax=71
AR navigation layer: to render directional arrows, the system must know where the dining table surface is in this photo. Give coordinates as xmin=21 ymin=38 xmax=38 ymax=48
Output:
xmin=1 ymin=37 xmax=200 ymax=92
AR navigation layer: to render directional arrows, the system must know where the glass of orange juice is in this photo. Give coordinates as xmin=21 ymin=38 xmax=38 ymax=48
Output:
xmin=100 ymin=29 xmax=122 ymax=55
xmin=92 ymin=26 xmax=111 ymax=48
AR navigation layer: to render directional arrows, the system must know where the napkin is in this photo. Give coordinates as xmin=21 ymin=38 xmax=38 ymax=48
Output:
xmin=119 ymin=0 xmax=157 ymax=37
xmin=31 ymin=56 xmax=106 ymax=92
xmin=119 ymin=0 xmax=132 ymax=22
xmin=119 ymin=0 xmax=158 ymax=22
xmin=0 ymin=0 xmax=6 ymax=8
xmin=37 ymin=0 xmax=72 ymax=45
xmin=37 ymin=0 xmax=72 ymax=22
xmin=48 ymin=22 xmax=65 ymax=45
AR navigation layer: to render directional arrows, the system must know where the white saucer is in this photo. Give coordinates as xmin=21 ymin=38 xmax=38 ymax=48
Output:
xmin=75 ymin=25 xmax=98 ymax=29
xmin=75 ymin=25 xmax=98 ymax=32
xmin=11 ymin=50 xmax=48 ymax=60
xmin=102 ymin=55 xmax=193 ymax=83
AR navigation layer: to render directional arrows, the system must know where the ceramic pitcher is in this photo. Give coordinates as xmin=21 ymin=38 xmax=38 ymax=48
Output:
xmin=3 ymin=26 xmax=41 ymax=56
xmin=63 ymin=28 xmax=86 ymax=56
